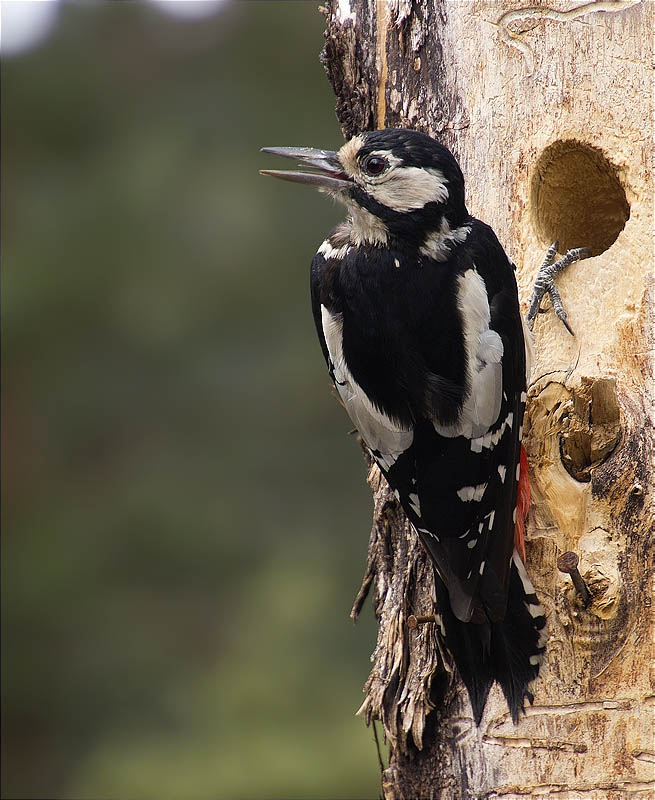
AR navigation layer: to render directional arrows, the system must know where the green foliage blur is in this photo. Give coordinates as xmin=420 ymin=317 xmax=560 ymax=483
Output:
xmin=2 ymin=2 xmax=380 ymax=797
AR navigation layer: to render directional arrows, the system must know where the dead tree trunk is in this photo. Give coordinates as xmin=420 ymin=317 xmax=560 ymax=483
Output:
xmin=320 ymin=1 xmax=655 ymax=797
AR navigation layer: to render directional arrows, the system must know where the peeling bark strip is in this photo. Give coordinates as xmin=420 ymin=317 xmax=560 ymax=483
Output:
xmin=322 ymin=1 xmax=654 ymax=797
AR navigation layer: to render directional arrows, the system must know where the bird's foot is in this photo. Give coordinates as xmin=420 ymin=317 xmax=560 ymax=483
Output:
xmin=526 ymin=241 xmax=592 ymax=336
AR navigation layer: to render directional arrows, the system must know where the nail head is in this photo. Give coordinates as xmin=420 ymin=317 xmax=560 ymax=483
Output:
xmin=557 ymin=551 xmax=580 ymax=574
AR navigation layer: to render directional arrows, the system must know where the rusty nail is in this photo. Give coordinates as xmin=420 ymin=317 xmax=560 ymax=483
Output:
xmin=407 ymin=614 xmax=436 ymax=629
xmin=557 ymin=551 xmax=592 ymax=608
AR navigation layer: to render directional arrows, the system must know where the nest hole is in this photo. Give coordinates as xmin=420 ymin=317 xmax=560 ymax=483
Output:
xmin=531 ymin=140 xmax=629 ymax=256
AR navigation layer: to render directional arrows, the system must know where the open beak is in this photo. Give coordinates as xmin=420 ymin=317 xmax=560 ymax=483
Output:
xmin=260 ymin=146 xmax=352 ymax=192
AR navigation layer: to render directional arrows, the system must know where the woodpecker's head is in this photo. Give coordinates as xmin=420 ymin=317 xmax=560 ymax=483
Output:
xmin=261 ymin=128 xmax=468 ymax=247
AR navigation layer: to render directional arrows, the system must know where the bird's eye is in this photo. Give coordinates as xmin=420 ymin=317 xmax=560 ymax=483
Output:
xmin=364 ymin=156 xmax=388 ymax=176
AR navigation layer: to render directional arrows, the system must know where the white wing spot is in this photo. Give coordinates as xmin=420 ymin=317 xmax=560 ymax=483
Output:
xmin=521 ymin=391 xmax=527 ymax=403
xmin=467 ymin=538 xmax=477 ymax=549
xmin=459 ymin=529 xmax=470 ymax=539
xmin=488 ymin=510 xmax=495 ymax=530
xmin=529 ymin=654 xmax=542 ymax=666
xmin=516 ymin=462 xmax=521 ymax=481
xmin=457 ymin=483 xmax=487 ymax=502
xmin=498 ymin=464 xmax=507 ymax=483
xmin=394 ymin=258 xmax=400 ymax=268
xmin=408 ymin=493 xmax=421 ymax=516
xmin=513 ymin=507 xmax=517 ymax=523
xmin=479 ymin=560 xmax=486 ymax=575
xmin=511 ymin=548 xmax=546 ymax=629
xmin=470 ymin=410 xmax=514 ymax=452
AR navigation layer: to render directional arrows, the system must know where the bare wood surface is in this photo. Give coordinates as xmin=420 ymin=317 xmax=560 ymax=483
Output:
xmin=322 ymin=1 xmax=654 ymax=797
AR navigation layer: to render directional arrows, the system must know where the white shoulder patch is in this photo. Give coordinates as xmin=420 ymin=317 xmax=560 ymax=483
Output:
xmin=434 ymin=267 xmax=503 ymax=439
xmin=366 ymin=166 xmax=449 ymax=212
xmin=321 ymin=304 xmax=413 ymax=456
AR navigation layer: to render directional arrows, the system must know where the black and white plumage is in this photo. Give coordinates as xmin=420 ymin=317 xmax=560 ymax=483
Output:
xmin=261 ymin=128 xmax=547 ymax=724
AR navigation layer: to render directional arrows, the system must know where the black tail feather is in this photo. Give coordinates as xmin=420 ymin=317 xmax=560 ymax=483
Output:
xmin=436 ymin=555 xmax=546 ymax=724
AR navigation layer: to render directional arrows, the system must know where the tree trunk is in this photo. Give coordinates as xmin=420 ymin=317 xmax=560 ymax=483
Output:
xmin=320 ymin=1 xmax=654 ymax=797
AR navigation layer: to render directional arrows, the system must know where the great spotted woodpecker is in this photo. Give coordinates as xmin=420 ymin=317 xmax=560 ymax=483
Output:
xmin=261 ymin=128 xmax=586 ymax=724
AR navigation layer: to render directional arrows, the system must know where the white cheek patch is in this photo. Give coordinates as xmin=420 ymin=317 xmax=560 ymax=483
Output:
xmin=366 ymin=166 xmax=449 ymax=212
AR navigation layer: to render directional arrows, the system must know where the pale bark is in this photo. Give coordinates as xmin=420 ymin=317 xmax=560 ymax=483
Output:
xmin=321 ymin=1 xmax=655 ymax=797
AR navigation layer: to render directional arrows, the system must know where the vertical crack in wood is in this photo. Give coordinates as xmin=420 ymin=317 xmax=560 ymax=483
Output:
xmin=376 ymin=0 xmax=390 ymax=129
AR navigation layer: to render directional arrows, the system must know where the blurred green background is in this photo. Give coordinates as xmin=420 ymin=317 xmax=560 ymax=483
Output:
xmin=1 ymin=2 xmax=380 ymax=797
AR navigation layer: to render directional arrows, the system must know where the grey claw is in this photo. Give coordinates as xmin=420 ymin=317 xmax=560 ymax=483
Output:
xmin=548 ymin=283 xmax=574 ymax=336
xmin=526 ymin=244 xmax=591 ymax=334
